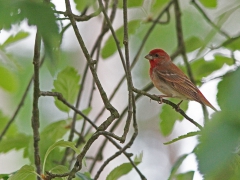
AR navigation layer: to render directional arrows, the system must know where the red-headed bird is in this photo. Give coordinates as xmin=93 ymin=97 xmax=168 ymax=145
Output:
xmin=145 ymin=49 xmax=217 ymax=111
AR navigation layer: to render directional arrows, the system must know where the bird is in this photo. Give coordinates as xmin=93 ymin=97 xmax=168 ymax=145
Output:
xmin=145 ymin=48 xmax=218 ymax=112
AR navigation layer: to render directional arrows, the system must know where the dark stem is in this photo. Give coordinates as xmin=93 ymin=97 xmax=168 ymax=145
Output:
xmin=31 ymin=31 xmax=42 ymax=179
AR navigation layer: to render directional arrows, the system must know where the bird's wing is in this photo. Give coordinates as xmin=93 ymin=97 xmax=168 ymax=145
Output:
xmin=156 ymin=68 xmax=200 ymax=101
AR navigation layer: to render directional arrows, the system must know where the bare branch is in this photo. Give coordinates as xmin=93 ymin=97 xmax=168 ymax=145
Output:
xmin=31 ymin=31 xmax=42 ymax=179
xmin=132 ymin=87 xmax=203 ymax=130
xmin=98 ymin=0 xmax=127 ymax=72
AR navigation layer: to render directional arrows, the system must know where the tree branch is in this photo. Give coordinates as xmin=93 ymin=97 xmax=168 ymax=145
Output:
xmin=64 ymin=0 xmax=120 ymax=177
xmin=40 ymin=91 xmax=97 ymax=128
xmin=132 ymin=87 xmax=203 ymax=130
xmin=98 ymin=0 xmax=127 ymax=72
xmin=31 ymin=31 xmax=42 ymax=179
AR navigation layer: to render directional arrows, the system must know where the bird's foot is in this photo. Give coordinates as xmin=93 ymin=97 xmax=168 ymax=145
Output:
xmin=158 ymin=96 xmax=163 ymax=104
xmin=156 ymin=95 xmax=168 ymax=104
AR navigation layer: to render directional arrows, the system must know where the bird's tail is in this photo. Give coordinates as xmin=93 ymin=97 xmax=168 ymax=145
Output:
xmin=198 ymin=92 xmax=218 ymax=112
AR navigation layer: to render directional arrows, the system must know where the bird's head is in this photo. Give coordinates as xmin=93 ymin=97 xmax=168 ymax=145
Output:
xmin=145 ymin=49 xmax=170 ymax=67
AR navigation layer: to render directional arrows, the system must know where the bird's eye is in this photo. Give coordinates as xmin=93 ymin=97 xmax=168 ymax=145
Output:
xmin=155 ymin=54 xmax=159 ymax=57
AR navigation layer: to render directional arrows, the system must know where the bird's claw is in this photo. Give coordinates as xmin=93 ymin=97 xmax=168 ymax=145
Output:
xmin=157 ymin=95 xmax=163 ymax=104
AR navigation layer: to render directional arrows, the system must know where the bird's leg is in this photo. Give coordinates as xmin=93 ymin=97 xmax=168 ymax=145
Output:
xmin=157 ymin=95 xmax=170 ymax=104
xmin=175 ymin=100 xmax=183 ymax=111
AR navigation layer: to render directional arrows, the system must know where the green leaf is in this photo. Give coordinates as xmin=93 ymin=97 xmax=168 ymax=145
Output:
xmin=75 ymin=172 xmax=93 ymax=180
xmin=0 ymin=66 xmax=18 ymax=92
xmin=160 ymin=100 xmax=188 ymax=136
xmin=0 ymin=133 xmax=30 ymax=153
xmin=41 ymin=120 xmax=69 ymax=141
xmin=16 ymin=1 xmax=60 ymax=61
xmin=74 ymin=0 xmax=95 ymax=12
xmin=217 ymin=68 xmax=240 ymax=113
xmin=106 ymin=153 xmax=142 ymax=180
xmin=175 ymin=171 xmax=194 ymax=180
xmin=8 ymin=165 xmax=37 ymax=180
xmin=0 ymin=31 xmax=30 ymax=48
xmin=0 ymin=174 xmax=10 ymax=180
xmin=101 ymin=20 xmax=140 ymax=59
xmin=185 ymin=36 xmax=203 ymax=52
xmin=76 ymin=107 xmax=92 ymax=120
xmin=195 ymin=112 xmax=240 ymax=179
xmin=106 ymin=163 xmax=134 ymax=180
xmin=0 ymin=0 xmax=59 ymax=64
xmin=191 ymin=54 xmax=233 ymax=84
xmin=0 ymin=0 xmax=24 ymax=29
xmin=118 ymin=0 xmax=144 ymax=8
xmin=52 ymin=67 xmax=81 ymax=113
xmin=199 ymin=0 xmax=217 ymax=8
xmin=42 ymin=140 xmax=80 ymax=173
xmin=151 ymin=0 xmax=169 ymax=14
xmin=164 ymin=131 xmax=200 ymax=145
xmin=49 ymin=165 xmax=69 ymax=175
xmin=168 ymin=154 xmax=189 ymax=180
xmin=196 ymin=65 xmax=240 ymax=179
xmin=39 ymin=120 xmax=69 ymax=170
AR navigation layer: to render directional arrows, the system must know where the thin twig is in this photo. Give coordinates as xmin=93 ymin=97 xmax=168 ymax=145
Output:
xmin=65 ymin=0 xmax=118 ymax=115
xmin=98 ymin=0 xmax=127 ymax=72
xmin=132 ymin=87 xmax=203 ymax=130
xmin=40 ymin=91 xmax=97 ymax=128
xmin=87 ymin=0 xmax=176 ymax=136
xmin=88 ymin=0 xmax=118 ymax=106
xmin=74 ymin=9 xmax=101 ymax=21
xmin=174 ymin=0 xmax=194 ymax=83
xmin=64 ymin=0 xmax=120 ymax=177
xmin=146 ymin=8 xmax=171 ymax=24
xmin=64 ymin=0 xmax=119 ymax=166
xmin=88 ymin=49 xmax=182 ymax=172
xmin=93 ymin=1 xmax=143 ymax=178
xmin=54 ymin=9 xmax=101 ymax=22
xmin=41 ymin=91 xmax=143 ymax=179
xmin=212 ymin=33 xmax=240 ymax=49
xmin=45 ymin=171 xmax=69 ymax=180
xmin=31 ymin=31 xmax=42 ymax=179
xmin=94 ymin=98 xmax=141 ymax=179
xmin=120 ymin=0 xmax=136 ymax=143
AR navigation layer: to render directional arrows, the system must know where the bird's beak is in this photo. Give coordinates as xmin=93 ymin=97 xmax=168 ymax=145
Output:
xmin=145 ymin=54 xmax=153 ymax=60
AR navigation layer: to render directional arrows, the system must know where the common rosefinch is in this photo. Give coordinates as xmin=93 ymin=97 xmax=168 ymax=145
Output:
xmin=145 ymin=48 xmax=217 ymax=111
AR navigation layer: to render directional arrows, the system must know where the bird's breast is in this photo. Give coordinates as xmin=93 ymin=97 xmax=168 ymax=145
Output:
xmin=150 ymin=69 xmax=188 ymax=100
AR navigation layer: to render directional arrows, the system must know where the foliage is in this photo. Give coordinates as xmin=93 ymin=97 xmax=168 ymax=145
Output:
xmin=52 ymin=67 xmax=81 ymax=113
xmin=0 ymin=0 xmax=240 ymax=179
